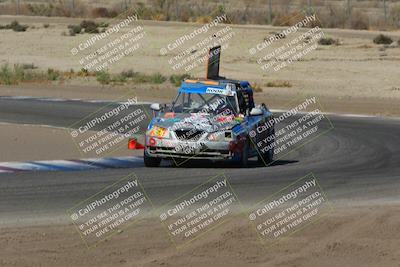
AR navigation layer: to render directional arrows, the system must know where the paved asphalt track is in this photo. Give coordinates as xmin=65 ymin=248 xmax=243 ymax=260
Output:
xmin=0 ymin=97 xmax=399 ymax=225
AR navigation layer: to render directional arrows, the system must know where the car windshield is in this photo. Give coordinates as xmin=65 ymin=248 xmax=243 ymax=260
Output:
xmin=171 ymin=93 xmax=238 ymax=115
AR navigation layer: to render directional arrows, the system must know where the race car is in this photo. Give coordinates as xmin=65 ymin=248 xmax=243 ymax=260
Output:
xmin=139 ymin=46 xmax=275 ymax=167
xmin=143 ymin=78 xmax=275 ymax=167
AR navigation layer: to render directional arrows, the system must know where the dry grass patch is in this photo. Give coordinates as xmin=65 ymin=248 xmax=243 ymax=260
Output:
xmin=266 ymin=80 xmax=292 ymax=88
xmin=373 ymin=34 xmax=393 ymax=45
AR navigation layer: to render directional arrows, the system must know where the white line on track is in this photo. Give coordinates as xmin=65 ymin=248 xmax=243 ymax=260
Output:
xmin=0 ymin=156 xmax=143 ymax=173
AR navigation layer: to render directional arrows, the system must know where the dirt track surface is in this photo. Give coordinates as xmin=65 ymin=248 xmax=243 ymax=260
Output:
xmin=1 ymin=15 xmax=400 ymax=267
xmin=0 ymin=111 xmax=399 ymax=266
xmin=1 ymin=206 xmax=400 ymax=267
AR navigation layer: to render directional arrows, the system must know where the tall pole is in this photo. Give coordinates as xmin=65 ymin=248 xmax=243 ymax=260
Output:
xmin=307 ymin=0 xmax=311 ymax=15
xmin=16 ymin=0 xmax=20 ymax=15
xmin=347 ymin=0 xmax=352 ymax=27
xmin=383 ymin=0 xmax=387 ymax=25
xmin=175 ymin=0 xmax=179 ymax=20
xmin=268 ymin=0 xmax=272 ymax=24
xmin=71 ymin=0 xmax=75 ymax=15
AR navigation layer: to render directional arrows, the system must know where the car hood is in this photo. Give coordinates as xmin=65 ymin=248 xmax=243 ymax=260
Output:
xmin=153 ymin=112 xmax=242 ymax=133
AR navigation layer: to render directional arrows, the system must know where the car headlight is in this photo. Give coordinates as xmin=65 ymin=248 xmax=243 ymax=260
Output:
xmin=207 ymin=131 xmax=233 ymax=141
xmin=148 ymin=125 xmax=169 ymax=139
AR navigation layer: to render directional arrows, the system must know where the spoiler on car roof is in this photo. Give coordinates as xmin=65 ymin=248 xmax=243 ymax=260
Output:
xmin=206 ymin=45 xmax=222 ymax=80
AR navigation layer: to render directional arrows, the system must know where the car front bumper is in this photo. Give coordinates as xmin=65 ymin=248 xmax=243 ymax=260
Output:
xmin=145 ymin=136 xmax=233 ymax=160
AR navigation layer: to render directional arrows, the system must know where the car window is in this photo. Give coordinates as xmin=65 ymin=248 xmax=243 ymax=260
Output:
xmin=172 ymin=93 xmax=238 ymax=115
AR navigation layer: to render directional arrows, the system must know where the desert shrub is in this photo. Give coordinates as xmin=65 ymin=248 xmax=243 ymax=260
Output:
xmin=351 ymin=11 xmax=369 ymax=30
xmin=152 ymin=13 xmax=168 ymax=21
xmin=266 ymin=80 xmax=292 ymax=87
xmin=252 ymin=83 xmax=263 ymax=92
xmin=169 ymin=74 xmax=191 ymax=86
xmin=389 ymin=4 xmax=400 ymax=28
xmin=132 ymin=2 xmax=155 ymax=20
xmin=265 ymin=31 xmax=286 ymax=41
xmin=150 ymin=73 xmax=166 ymax=84
xmin=120 ymin=69 xmax=138 ymax=78
xmin=43 ymin=23 xmax=50 ymax=28
xmin=231 ymin=8 xmax=267 ymax=25
xmin=9 ymin=21 xmax=28 ymax=32
xmin=179 ymin=9 xmax=192 ymax=22
xmin=107 ymin=9 xmax=119 ymax=18
xmin=21 ymin=63 xmax=37 ymax=70
xmin=80 ymin=20 xmax=99 ymax=33
xmin=0 ymin=64 xmax=66 ymax=84
xmin=211 ymin=5 xmax=226 ymax=19
xmin=111 ymin=74 xmax=127 ymax=83
xmin=398 ymin=39 xmax=400 ymax=46
xmin=27 ymin=3 xmax=54 ymax=16
xmin=273 ymin=12 xmax=305 ymax=26
xmin=27 ymin=71 xmax=48 ymax=82
xmin=133 ymin=73 xmax=148 ymax=83
xmin=53 ymin=0 xmax=87 ymax=17
xmin=0 ymin=64 xmax=13 ymax=85
xmin=84 ymin=24 xmax=98 ymax=33
xmin=47 ymin=68 xmax=60 ymax=81
xmin=318 ymin=37 xmax=338 ymax=45
xmin=0 ymin=64 xmax=37 ymax=84
xmin=96 ymin=70 xmax=111 ymax=84
xmin=373 ymin=34 xmax=393 ymax=45
xmin=98 ymin=22 xmax=109 ymax=28
xmin=68 ymin=24 xmax=82 ymax=35
xmin=91 ymin=7 xmax=110 ymax=18
xmin=53 ymin=0 xmax=71 ymax=17
xmin=68 ymin=20 xmax=107 ymax=34
xmin=78 ymin=68 xmax=90 ymax=77
xmin=132 ymin=72 xmax=166 ymax=84
xmin=64 ymin=69 xmax=75 ymax=79
xmin=320 ymin=5 xmax=347 ymax=29
xmin=0 ymin=22 xmax=12 ymax=30
xmin=67 ymin=21 xmax=101 ymax=35
xmin=13 ymin=64 xmax=26 ymax=82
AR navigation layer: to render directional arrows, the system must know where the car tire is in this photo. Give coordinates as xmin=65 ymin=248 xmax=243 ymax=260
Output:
xmin=173 ymin=158 xmax=186 ymax=167
xmin=258 ymin=128 xmax=274 ymax=164
xmin=144 ymin=150 xmax=161 ymax=167
xmin=258 ymin=147 xmax=274 ymax=164
xmin=241 ymin=139 xmax=249 ymax=168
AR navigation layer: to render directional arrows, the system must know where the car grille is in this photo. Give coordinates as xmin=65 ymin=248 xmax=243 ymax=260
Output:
xmin=174 ymin=129 xmax=204 ymax=141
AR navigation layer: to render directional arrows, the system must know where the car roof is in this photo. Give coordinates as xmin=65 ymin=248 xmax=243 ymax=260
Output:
xmin=179 ymin=79 xmax=251 ymax=94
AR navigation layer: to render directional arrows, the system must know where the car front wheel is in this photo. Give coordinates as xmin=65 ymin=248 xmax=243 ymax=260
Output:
xmin=240 ymin=139 xmax=249 ymax=168
xmin=144 ymin=150 xmax=161 ymax=167
xmin=258 ymin=147 xmax=274 ymax=164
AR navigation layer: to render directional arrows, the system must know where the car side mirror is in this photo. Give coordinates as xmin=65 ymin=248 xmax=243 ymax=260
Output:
xmin=150 ymin=103 xmax=161 ymax=111
xmin=250 ymin=108 xmax=263 ymax=116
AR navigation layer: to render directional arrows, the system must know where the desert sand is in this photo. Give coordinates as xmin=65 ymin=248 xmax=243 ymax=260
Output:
xmin=0 ymin=15 xmax=399 ymax=267
xmin=1 ymin=205 xmax=399 ymax=267
xmin=0 ymin=16 xmax=399 ymax=117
